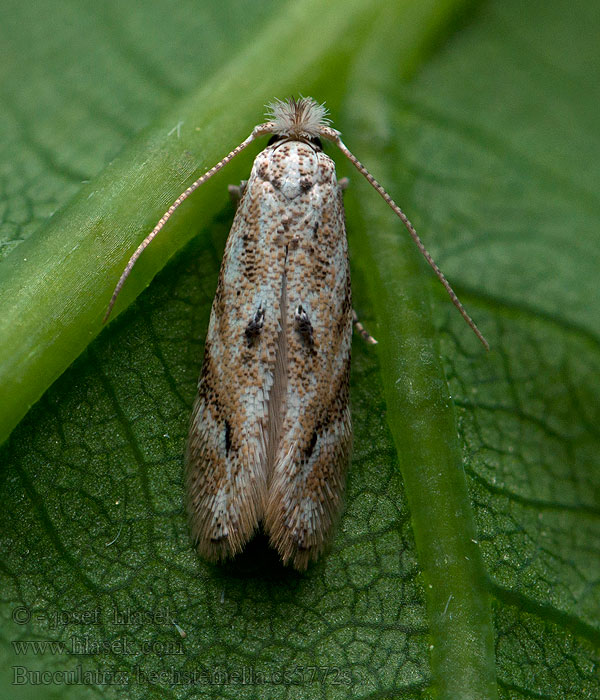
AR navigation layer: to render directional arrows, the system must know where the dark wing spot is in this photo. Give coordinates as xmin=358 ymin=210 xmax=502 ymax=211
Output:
xmin=303 ymin=430 xmax=318 ymax=462
xmin=245 ymin=305 xmax=265 ymax=346
xmin=224 ymin=420 xmax=232 ymax=454
xmin=294 ymin=304 xmax=314 ymax=348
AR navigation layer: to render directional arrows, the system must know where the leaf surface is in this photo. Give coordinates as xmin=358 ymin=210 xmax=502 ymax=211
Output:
xmin=1 ymin=0 xmax=599 ymax=698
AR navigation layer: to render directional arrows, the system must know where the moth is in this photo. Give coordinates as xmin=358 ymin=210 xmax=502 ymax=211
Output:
xmin=105 ymin=97 xmax=487 ymax=570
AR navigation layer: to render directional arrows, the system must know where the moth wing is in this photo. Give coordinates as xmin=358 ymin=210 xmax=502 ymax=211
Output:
xmin=264 ymin=172 xmax=353 ymax=570
xmin=185 ymin=176 xmax=284 ymax=562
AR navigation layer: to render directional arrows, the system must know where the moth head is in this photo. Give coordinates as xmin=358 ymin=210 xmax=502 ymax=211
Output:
xmin=105 ymin=95 xmax=488 ymax=350
xmin=265 ymin=97 xmax=337 ymax=141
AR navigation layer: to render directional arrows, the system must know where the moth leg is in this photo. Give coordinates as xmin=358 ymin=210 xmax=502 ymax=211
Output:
xmin=338 ymin=176 xmax=349 ymax=191
xmin=228 ymin=180 xmax=248 ymax=207
xmin=352 ymin=309 xmax=377 ymax=345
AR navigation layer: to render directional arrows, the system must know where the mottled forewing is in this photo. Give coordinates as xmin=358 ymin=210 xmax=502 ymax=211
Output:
xmin=185 ymin=166 xmax=287 ymax=562
xmin=262 ymin=144 xmax=353 ymax=570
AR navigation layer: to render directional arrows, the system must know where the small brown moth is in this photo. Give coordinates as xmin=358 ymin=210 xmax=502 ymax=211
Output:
xmin=105 ymin=97 xmax=487 ymax=570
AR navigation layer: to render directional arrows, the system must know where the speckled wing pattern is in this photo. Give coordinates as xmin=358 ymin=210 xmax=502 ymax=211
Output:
xmin=185 ymin=140 xmax=352 ymax=570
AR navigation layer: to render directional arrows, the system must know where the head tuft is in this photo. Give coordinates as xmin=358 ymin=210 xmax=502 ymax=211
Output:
xmin=265 ymin=97 xmax=331 ymax=139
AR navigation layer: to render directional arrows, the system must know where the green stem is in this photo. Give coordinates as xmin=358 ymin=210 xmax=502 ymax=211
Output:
xmin=342 ymin=2 xmax=497 ymax=698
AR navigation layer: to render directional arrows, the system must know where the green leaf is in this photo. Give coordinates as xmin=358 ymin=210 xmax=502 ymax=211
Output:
xmin=1 ymin=1 xmax=599 ymax=699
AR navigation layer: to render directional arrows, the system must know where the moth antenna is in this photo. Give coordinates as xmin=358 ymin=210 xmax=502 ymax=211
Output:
xmin=103 ymin=122 xmax=275 ymax=323
xmin=320 ymin=126 xmax=489 ymax=351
